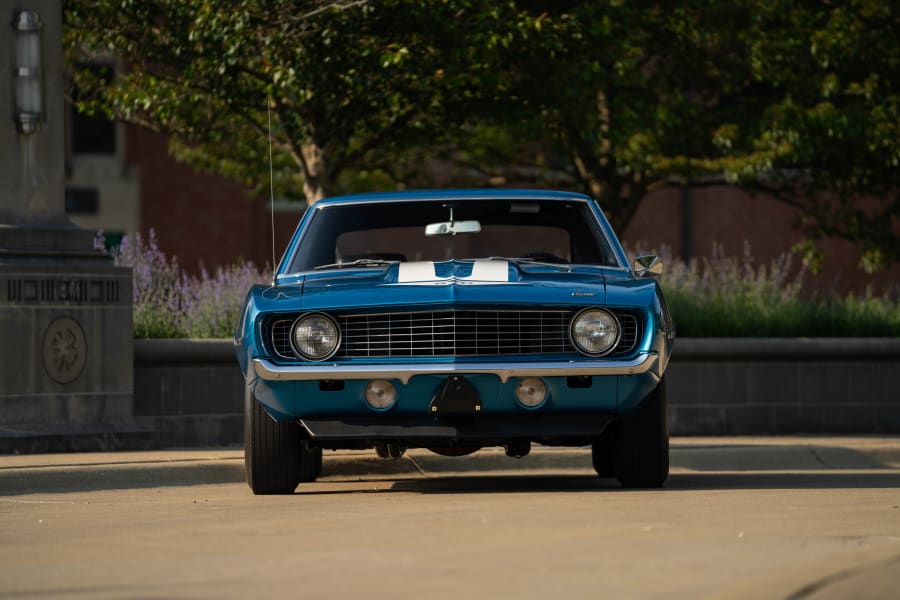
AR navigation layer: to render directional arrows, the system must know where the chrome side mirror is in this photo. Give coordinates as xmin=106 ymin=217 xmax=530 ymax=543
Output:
xmin=634 ymin=255 xmax=663 ymax=277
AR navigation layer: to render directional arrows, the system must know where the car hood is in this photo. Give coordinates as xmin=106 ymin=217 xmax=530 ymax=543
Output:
xmin=274 ymin=260 xmax=621 ymax=311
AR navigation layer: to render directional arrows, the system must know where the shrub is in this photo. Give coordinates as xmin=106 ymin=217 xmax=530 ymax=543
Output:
xmin=114 ymin=231 xmax=898 ymax=338
xmin=114 ymin=230 xmax=269 ymax=338
xmin=643 ymin=243 xmax=900 ymax=337
xmin=181 ymin=262 xmax=269 ymax=338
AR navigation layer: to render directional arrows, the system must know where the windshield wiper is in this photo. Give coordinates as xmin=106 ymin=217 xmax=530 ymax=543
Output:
xmin=314 ymin=258 xmax=399 ymax=271
xmin=485 ymin=256 xmax=574 ymax=272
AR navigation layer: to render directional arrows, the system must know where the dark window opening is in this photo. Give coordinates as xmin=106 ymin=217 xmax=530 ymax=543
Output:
xmin=65 ymin=187 xmax=99 ymax=215
xmin=70 ymin=63 xmax=116 ymax=155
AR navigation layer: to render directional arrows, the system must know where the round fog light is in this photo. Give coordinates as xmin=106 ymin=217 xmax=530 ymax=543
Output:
xmin=515 ymin=377 xmax=548 ymax=408
xmin=365 ymin=379 xmax=397 ymax=410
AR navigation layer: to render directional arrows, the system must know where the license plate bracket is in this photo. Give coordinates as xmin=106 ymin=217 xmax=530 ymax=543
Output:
xmin=429 ymin=376 xmax=482 ymax=417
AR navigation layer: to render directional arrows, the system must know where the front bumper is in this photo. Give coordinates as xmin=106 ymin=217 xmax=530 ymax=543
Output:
xmin=298 ymin=413 xmax=615 ymax=446
xmin=252 ymin=353 xmax=659 ymax=385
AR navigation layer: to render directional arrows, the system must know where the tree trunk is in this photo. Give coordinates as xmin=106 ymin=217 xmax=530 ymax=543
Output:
xmin=566 ymin=129 xmax=646 ymax=235
xmin=300 ymin=142 xmax=331 ymax=205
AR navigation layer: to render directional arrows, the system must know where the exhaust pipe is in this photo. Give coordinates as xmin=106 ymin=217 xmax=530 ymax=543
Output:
xmin=375 ymin=442 xmax=406 ymax=459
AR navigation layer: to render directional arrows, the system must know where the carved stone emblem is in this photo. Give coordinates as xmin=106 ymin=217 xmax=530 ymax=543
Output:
xmin=42 ymin=317 xmax=87 ymax=384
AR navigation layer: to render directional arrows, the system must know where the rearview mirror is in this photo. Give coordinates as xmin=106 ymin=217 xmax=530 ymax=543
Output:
xmin=425 ymin=220 xmax=482 ymax=236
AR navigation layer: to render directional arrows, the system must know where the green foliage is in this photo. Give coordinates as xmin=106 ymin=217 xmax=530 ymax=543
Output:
xmin=493 ymin=2 xmax=899 ymax=271
xmin=65 ymin=1 xmax=900 ymax=270
xmin=64 ymin=0 xmax=520 ymax=201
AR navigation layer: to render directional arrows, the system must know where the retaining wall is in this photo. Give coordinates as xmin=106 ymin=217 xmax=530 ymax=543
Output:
xmin=134 ymin=338 xmax=900 ymax=447
xmin=666 ymin=338 xmax=900 ymax=435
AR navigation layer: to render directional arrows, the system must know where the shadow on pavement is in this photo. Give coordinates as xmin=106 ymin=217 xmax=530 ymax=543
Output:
xmin=295 ymin=471 xmax=900 ymax=496
xmin=5 ymin=468 xmax=900 ymax=497
xmin=0 ymin=462 xmax=245 ymax=496
xmin=2 ymin=443 xmax=899 ymax=496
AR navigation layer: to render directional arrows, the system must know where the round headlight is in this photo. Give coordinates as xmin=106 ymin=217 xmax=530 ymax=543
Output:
xmin=291 ymin=313 xmax=340 ymax=360
xmin=570 ymin=308 xmax=620 ymax=356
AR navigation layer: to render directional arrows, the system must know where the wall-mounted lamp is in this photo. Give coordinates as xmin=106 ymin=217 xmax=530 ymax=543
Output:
xmin=12 ymin=9 xmax=44 ymax=135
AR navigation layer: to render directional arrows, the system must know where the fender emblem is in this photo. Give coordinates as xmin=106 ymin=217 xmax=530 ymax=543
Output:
xmin=571 ymin=291 xmax=595 ymax=297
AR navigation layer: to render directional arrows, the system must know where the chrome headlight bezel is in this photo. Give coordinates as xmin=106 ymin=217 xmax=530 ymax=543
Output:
xmin=290 ymin=312 xmax=341 ymax=361
xmin=569 ymin=307 xmax=621 ymax=357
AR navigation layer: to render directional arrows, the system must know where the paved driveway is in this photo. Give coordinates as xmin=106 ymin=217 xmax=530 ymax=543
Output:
xmin=1 ymin=437 xmax=899 ymax=599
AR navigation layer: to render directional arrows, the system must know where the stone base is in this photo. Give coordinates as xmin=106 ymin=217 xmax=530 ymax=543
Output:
xmin=0 ymin=393 xmax=134 ymax=424
xmin=0 ymin=225 xmax=108 ymax=262
xmin=0 ymin=254 xmax=134 ymax=450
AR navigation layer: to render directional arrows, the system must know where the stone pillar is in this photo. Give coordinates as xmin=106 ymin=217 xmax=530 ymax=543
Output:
xmin=0 ymin=0 xmax=135 ymax=451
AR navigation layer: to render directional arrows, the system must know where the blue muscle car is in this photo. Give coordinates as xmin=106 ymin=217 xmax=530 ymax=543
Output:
xmin=234 ymin=189 xmax=675 ymax=493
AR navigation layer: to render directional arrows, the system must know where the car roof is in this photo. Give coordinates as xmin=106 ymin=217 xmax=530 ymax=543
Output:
xmin=316 ymin=188 xmax=593 ymax=206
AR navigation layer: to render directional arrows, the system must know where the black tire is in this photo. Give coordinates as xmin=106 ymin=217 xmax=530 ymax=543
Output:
xmin=244 ymin=385 xmax=301 ymax=494
xmin=590 ymin=424 xmax=617 ymax=478
xmin=613 ymin=377 xmax=669 ymax=488
xmin=298 ymin=443 xmax=323 ymax=482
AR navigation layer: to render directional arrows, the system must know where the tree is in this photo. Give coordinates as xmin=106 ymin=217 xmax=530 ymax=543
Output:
xmin=733 ymin=0 xmax=900 ymax=272
xmin=64 ymin=0 xmax=522 ymax=203
xmin=66 ymin=1 xmax=899 ymax=270
xmin=491 ymin=1 xmax=899 ymax=271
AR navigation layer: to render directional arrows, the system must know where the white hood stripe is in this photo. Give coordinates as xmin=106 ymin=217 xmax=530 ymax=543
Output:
xmin=396 ymin=262 xmax=436 ymax=282
xmin=470 ymin=260 xmax=509 ymax=281
xmin=397 ymin=261 xmax=509 ymax=283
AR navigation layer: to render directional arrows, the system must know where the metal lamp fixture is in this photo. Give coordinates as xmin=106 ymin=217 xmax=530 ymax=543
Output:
xmin=12 ymin=9 xmax=44 ymax=135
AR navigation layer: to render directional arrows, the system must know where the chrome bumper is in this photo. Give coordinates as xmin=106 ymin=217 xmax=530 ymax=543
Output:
xmin=252 ymin=353 xmax=658 ymax=384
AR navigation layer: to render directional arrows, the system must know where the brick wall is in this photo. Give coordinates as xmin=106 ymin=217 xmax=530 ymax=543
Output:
xmin=127 ymin=128 xmax=302 ymax=273
xmin=623 ymin=185 xmax=900 ymax=295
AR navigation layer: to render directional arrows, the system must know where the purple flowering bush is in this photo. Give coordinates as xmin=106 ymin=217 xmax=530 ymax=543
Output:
xmin=635 ymin=243 xmax=900 ymax=337
xmin=113 ymin=230 xmax=896 ymax=338
xmin=114 ymin=230 xmax=269 ymax=338
xmin=181 ymin=262 xmax=269 ymax=338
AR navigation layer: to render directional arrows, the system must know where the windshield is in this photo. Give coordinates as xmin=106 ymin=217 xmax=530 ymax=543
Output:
xmin=288 ymin=199 xmax=618 ymax=272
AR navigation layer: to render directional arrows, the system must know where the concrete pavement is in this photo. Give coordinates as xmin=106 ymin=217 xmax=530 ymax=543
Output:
xmin=2 ymin=437 xmax=900 ymax=599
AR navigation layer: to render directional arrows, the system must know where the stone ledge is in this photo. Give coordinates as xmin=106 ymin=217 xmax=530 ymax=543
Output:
xmin=134 ymin=337 xmax=900 ymax=364
xmin=673 ymin=337 xmax=900 ymax=361
xmin=135 ymin=338 xmax=237 ymax=365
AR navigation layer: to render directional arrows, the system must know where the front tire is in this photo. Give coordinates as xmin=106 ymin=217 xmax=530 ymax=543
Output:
xmin=244 ymin=385 xmax=304 ymax=494
xmin=591 ymin=424 xmax=617 ymax=478
xmin=612 ymin=377 xmax=669 ymax=488
xmin=299 ymin=442 xmax=323 ymax=483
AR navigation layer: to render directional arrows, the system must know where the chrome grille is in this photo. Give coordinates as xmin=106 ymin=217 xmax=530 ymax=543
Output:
xmin=270 ymin=318 xmax=295 ymax=359
xmin=616 ymin=312 xmax=640 ymax=354
xmin=338 ymin=310 xmax=572 ymax=358
xmin=269 ymin=309 xmax=642 ymax=359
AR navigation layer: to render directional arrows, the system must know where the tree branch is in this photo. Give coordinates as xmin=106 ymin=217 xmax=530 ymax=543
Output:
xmin=328 ymin=108 xmax=417 ymax=178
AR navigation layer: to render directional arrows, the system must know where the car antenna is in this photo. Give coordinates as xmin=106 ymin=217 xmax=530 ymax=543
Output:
xmin=267 ymin=97 xmax=276 ymax=282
